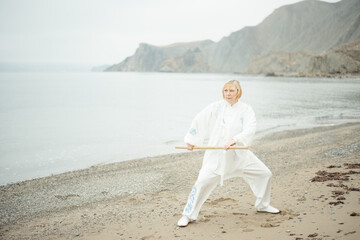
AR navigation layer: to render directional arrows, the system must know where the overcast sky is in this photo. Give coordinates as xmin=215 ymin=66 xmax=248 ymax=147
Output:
xmin=0 ymin=0 xmax=341 ymax=68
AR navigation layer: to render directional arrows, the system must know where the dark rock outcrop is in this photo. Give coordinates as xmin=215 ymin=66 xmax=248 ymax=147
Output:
xmin=248 ymin=38 xmax=360 ymax=76
xmin=308 ymin=38 xmax=360 ymax=75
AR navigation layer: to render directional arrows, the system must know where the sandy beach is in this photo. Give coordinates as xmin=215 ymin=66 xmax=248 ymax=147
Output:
xmin=1 ymin=122 xmax=359 ymax=240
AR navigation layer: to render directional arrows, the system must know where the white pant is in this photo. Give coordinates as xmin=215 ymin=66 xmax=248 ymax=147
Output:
xmin=182 ymin=156 xmax=273 ymax=220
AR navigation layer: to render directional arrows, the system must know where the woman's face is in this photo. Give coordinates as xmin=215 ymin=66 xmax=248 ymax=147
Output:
xmin=223 ymin=84 xmax=238 ymax=105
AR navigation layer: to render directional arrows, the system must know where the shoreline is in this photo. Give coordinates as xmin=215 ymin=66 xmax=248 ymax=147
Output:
xmin=1 ymin=122 xmax=360 ymax=239
xmin=253 ymin=72 xmax=360 ymax=79
xmin=2 ymin=120 xmax=359 ymax=188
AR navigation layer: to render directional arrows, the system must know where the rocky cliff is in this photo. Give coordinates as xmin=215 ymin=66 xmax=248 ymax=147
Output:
xmin=247 ymin=51 xmax=316 ymax=75
xmin=106 ymin=0 xmax=360 ymax=75
xmin=308 ymin=38 xmax=360 ymax=75
xmin=248 ymin=38 xmax=360 ymax=76
xmin=105 ymin=40 xmax=214 ymax=72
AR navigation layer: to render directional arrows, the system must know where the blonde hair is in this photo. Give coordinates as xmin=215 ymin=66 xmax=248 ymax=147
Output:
xmin=222 ymin=79 xmax=242 ymax=101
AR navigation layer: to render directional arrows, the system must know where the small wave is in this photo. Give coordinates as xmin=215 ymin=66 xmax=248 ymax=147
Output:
xmin=164 ymin=139 xmax=182 ymax=145
xmin=315 ymin=113 xmax=344 ymax=121
xmin=256 ymin=123 xmax=297 ymax=137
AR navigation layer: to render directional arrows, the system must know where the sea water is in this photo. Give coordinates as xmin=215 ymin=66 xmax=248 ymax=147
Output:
xmin=0 ymin=72 xmax=359 ymax=185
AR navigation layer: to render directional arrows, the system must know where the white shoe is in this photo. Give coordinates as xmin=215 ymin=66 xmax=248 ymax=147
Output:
xmin=256 ymin=205 xmax=280 ymax=214
xmin=177 ymin=215 xmax=190 ymax=227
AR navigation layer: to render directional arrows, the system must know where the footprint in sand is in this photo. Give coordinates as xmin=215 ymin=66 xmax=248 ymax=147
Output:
xmin=232 ymin=212 xmax=247 ymax=216
xmin=141 ymin=235 xmax=156 ymax=240
xmin=210 ymin=197 xmax=237 ymax=205
xmin=261 ymin=222 xmax=280 ymax=228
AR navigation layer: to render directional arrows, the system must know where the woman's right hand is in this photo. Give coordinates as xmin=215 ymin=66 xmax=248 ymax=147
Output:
xmin=187 ymin=143 xmax=194 ymax=151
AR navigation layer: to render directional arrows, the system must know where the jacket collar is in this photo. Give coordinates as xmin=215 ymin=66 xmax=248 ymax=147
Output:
xmin=223 ymin=99 xmax=239 ymax=108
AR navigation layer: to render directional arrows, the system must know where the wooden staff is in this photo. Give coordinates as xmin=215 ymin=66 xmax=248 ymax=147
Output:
xmin=175 ymin=146 xmax=250 ymax=150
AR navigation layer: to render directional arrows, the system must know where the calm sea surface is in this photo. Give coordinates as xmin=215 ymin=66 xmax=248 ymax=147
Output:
xmin=0 ymin=72 xmax=359 ymax=185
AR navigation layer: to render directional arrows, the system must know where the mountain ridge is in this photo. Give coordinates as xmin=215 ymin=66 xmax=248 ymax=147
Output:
xmin=106 ymin=0 xmax=360 ymax=75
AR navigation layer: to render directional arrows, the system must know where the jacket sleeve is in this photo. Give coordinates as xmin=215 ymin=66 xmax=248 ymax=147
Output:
xmin=233 ymin=106 xmax=256 ymax=147
xmin=184 ymin=103 xmax=214 ymax=146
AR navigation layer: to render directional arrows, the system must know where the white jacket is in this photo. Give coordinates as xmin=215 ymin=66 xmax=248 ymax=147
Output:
xmin=184 ymin=100 xmax=257 ymax=185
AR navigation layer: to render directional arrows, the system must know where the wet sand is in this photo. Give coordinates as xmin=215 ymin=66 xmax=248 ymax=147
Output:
xmin=1 ymin=122 xmax=359 ymax=240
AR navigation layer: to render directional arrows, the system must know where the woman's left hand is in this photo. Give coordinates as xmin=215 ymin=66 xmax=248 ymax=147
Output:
xmin=224 ymin=140 xmax=236 ymax=150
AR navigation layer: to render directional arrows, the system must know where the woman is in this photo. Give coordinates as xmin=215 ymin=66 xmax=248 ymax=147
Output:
xmin=177 ymin=79 xmax=279 ymax=227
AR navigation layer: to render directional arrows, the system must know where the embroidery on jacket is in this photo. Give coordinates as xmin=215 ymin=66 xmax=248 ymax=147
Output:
xmin=240 ymin=117 xmax=244 ymax=132
xmin=189 ymin=128 xmax=197 ymax=136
